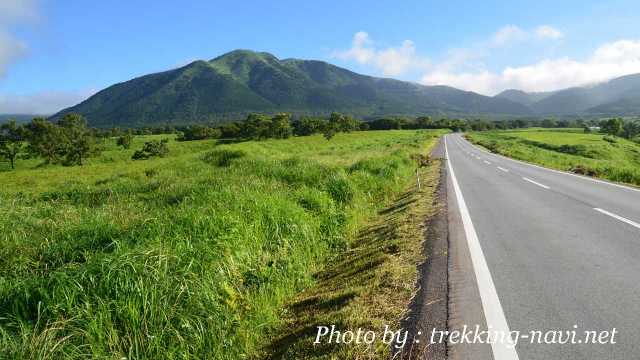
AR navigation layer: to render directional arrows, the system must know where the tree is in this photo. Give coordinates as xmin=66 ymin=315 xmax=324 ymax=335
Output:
xmin=323 ymin=126 xmax=337 ymax=141
xmin=622 ymin=120 xmax=640 ymax=139
xmin=329 ymin=112 xmax=360 ymax=132
xmin=514 ymin=119 xmax=529 ymax=128
xmin=541 ymin=118 xmax=557 ymax=128
xmin=0 ymin=120 xmax=26 ymax=169
xmin=177 ymin=125 xmax=221 ymax=141
xmin=117 ymin=131 xmax=134 ymax=149
xmin=269 ymin=113 xmax=293 ymax=139
xmin=242 ymin=113 xmax=272 ymax=139
xmin=25 ymin=117 xmax=66 ymax=164
xmin=58 ymin=113 xmax=101 ymax=166
xmin=220 ymin=122 xmax=242 ymax=138
xmin=293 ymin=116 xmax=325 ymax=136
xmin=322 ymin=119 xmax=339 ymax=141
xmin=369 ymin=118 xmax=404 ymax=130
xmin=565 ymin=120 xmax=579 ymax=128
xmin=600 ymin=118 xmax=624 ymax=136
xmin=415 ymin=116 xmax=434 ymax=129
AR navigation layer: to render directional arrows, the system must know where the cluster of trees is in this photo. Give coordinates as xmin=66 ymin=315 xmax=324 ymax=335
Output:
xmin=174 ymin=112 xmax=363 ymax=141
xmin=177 ymin=125 xmax=221 ymax=141
xmin=597 ymin=118 xmax=640 ymax=140
xmin=97 ymin=126 xmax=177 ymax=137
xmin=5 ymin=111 xmax=640 ymax=170
xmin=365 ymin=116 xmax=593 ymax=132
xmin=0 ymin=114 xmax=101 ymax=169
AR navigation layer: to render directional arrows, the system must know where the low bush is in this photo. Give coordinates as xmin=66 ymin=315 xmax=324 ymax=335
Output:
xmin=132 ymin=139 xmax=169 ymax=160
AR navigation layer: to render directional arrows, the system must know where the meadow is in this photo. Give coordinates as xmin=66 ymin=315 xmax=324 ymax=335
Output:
xmin=0 ymin=130 xmax=445 ymax=359
xmin=467 ymin=128 xmax=640 ymax=186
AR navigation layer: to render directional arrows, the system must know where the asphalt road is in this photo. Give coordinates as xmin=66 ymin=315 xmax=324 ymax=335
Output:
xmin=444 ymin=133 xmax=640 ymax=360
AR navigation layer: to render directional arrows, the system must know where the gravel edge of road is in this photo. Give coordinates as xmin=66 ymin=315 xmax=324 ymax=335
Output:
xmin=395 ymin=138 xmax=449 ymax=360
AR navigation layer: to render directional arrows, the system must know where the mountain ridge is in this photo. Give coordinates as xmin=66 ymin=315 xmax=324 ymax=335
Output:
xmin=51 ymin=50 xmax=640 ymax=127
xmin=52 ymin=49 xmax=532 ymax=127
xmin=497 ymin=74 xmax=640 ymax=116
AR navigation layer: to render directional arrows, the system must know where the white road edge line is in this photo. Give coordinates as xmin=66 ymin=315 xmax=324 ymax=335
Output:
xmin=458 ymin=135 xmax=640 ymax=193
xmin=522 ymin=177 xmax=550 ymax=190
xmin=497 ymin=167 xmax=509 ymax=173
xmin=594 ymin=208 xmax=640 ymax=230
xmin=445 ymin=136 xmax=520 ymax=359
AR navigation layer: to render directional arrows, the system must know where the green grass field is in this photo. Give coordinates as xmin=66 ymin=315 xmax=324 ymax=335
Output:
xmin=467 ymin=128 xmax=640 ymax=186
xmin=0 ymin=130 xmax=446 ymax=359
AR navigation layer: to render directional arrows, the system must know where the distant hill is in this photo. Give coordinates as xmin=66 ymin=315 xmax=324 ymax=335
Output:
xmin=587 ymin=97 xmax=640 ymax=116
xmin=0 ymin=114 xmax=39 ymax=124
xmin=52 ymin=49 xmax=532 ymax=127
xmin=498 ymin=74 xmax=640 ymax=115
xmin=494 ymin=89 xmax=554 ymax=107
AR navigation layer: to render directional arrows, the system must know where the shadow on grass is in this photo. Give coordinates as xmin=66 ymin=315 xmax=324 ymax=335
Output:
xmin=262 ymin=188 xmax=421 ymax=359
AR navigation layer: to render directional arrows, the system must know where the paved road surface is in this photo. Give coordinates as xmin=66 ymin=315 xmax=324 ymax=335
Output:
xmin=444 ymin=133 xmax=640 ymax=360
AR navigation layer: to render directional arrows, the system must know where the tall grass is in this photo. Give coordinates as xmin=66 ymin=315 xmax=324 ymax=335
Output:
xmin=467 ymin=129 xmax=640 ymax=186
xmin=0 ymin=130 xmax=446 ymax=359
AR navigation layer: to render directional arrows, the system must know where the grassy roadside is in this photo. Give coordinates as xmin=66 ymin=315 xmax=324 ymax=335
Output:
xmin=262 ymin=142 xmax=443 ymax=359
xmin=0 ymin=130 xmax=446 ymax=359
xmin=466 ymin=128 xmax=640 ymax=186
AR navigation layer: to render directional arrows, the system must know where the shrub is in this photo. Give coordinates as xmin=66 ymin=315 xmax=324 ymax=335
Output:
xmin=132 ymin=139 xmax=169 ymax=160
xmin=116 ymin=133 xmax=133 ymax=149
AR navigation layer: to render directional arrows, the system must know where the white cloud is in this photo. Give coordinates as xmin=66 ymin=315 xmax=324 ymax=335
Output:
xmin=332 ymin=31 xmax=430 ymax=76
xmin=335 ymin=26 xmax=640 ymax=96
xmin=535 ymin=25 xmax=563 ymax=40
xmin=334 ymin=25 xmax=563 ymax=82
xmin=491 ymin=25 xmax=527 ymax=46
xmin=421 ymin=39 xmax=640 ymax=94
xmin=0 ymin=89 xmax=95 ymax=115
xmin=0 ymin=0 xmax=39 ymax=78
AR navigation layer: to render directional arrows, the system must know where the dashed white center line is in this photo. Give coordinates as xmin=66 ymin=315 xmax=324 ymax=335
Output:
xmin=594 ymin=208 xmax=640 ymax=230
xmin=484 ymin=160 xmax=491 ymax=165
xmin=522 ymin=177 xmax=550 ymax=189
xmin=497 ymin=167 xmax=509 ymax=173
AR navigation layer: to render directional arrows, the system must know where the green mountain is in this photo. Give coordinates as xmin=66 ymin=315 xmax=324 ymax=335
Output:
xmin=587 ymin=96 xmax=640 ymax=116
xmin=52 ymin=50 xmax=532 ymax=127
xmin=496 ymin=74 xmax=640 ymax=115
xmin=494 ymin=89 xmax=554 ymax=107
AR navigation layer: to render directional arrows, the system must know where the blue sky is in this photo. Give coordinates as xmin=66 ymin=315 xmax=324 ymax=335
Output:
xmin=1 ymin=0 xmax=640 ymax=113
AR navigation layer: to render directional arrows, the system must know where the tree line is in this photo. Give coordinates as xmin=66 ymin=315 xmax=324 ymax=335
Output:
xmin=0 ymin=114 xmax=100 ymax=169
xmin=596 ymin=118 xmax=640 ymax=140
xmin=170 ymin=115 xmax=626 ymax=142
xmin=177 ymin=112 xmax=362 ymax=141
xmin=3 ymin=112 xmax=640 ymax=170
